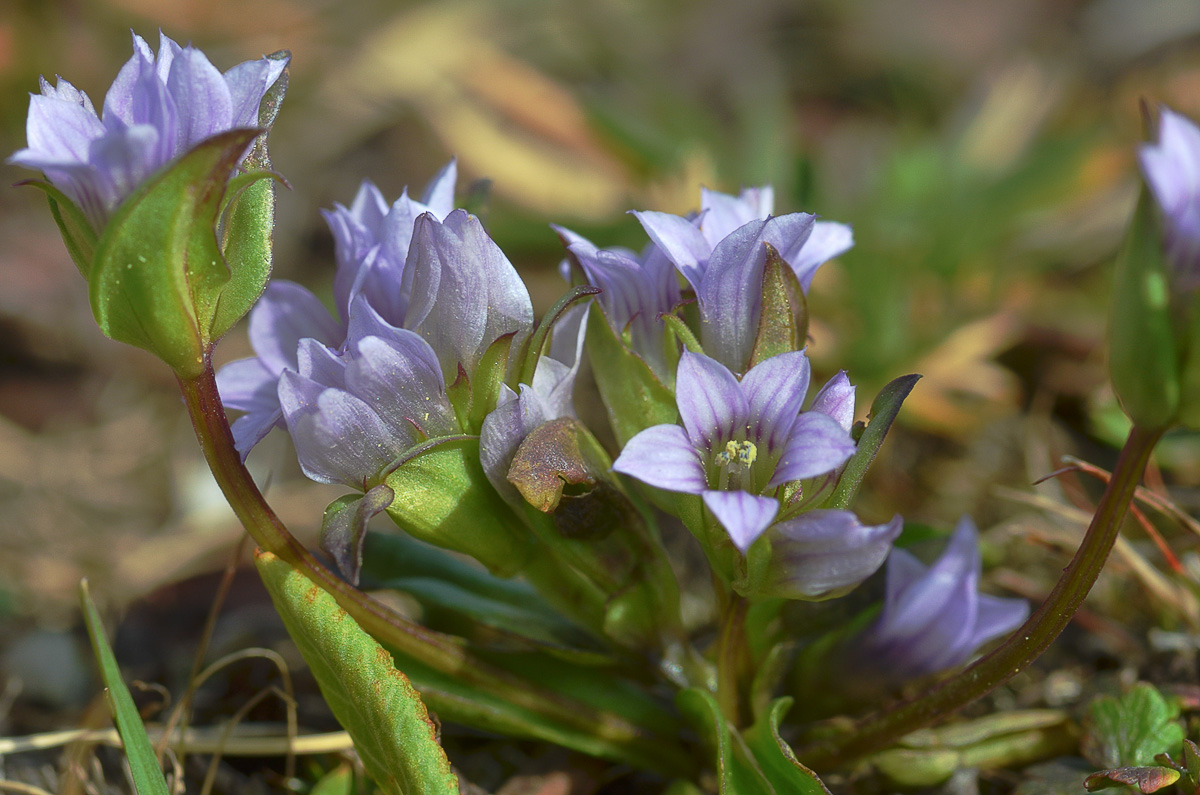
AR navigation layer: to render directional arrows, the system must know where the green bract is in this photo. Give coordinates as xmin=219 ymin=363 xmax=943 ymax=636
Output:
xmin=85 ymin=129 xmax=278 ymax=377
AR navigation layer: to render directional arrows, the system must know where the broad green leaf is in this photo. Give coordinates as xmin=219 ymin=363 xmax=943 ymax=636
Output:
xmin=1083 ymin=683 xmax=1184 ymax=769
xmin=827 ymin=373 xmax=921 ymax=510
xmin=20 ymin=180 xmax=98 ymax=277
xmin=743 ymin=698 xmax=831 ymax=794
xmin=585 ymin=304 xmax=678 ymax=447
xmin=1109 ymin=191 xmax=1180 ymax=431
xmin=90 ymin=129 xmax=258 ymax=376
xmin=255 ymin=552 xmax=460 ymax=795
xmin=80 ymin=580 xmax=170 ymax=795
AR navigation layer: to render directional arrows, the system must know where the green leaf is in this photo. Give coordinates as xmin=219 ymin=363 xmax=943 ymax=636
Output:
xmin=79 ymin=580 xmax=170 ymax=795
xmin=89 ymin=129 xmax=259 ymax=376
xmin=677 ymin=687 xmax=775 ymax=794
xmin=20 ymin=180 xmax=98 ymax=277
xmin=359 ymin=531 xmax=604 ymax=656
xmin=468 ymin=331 xmax=516 ymax=432
xmin=1109 ymin=191 xmax=1180 ymax=431
xmin=255 ymin=551 xmax=460 ymax=795
xmin=379 ymin=637 xmax=690 ymax=776
xmin=585 ymin=304 xmax=678 ymax=447
xmin=1083 ymin=683 xmax=1185 ymax=769
xmin=743 ymin=698 xmax=831 ymax=794
xmin=383 ymin=436 xmax=534 ymax=578
xmin=1084 ymin=766 xmax=1181 ymax=792
xmin=209 ymin=170 xmax=284 ymax=340
xmin=826 ymin=373 xmax=920 ymax=510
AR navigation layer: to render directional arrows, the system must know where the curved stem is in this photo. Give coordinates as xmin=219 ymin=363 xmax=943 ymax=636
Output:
xmin=177 ymin=357 xmax=690 ymax=774
xmin=797 ymin=423 xmax=1164 ymax=770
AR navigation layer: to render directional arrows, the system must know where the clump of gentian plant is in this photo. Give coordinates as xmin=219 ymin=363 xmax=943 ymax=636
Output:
xmin=8 ymin=29 xmax=1186 ymax=794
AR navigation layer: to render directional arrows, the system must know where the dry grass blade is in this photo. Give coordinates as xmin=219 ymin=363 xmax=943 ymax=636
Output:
xmin=0 ymin=726 xmax=352 ymax=756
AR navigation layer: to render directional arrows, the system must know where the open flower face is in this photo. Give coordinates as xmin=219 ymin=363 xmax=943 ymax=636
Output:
xmin=9 ymin=31 xmax=287 ymax=230
xmin=613 ymin=350 xmax=856 ymax=551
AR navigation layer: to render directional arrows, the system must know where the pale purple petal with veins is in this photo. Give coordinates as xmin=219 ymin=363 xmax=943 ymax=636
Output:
xmin=768 ymin=411 xmax=856 ymax=486
xmin=809 ymin=371 xmax=855 ymax=433
xmin=403 ymin=210 xmax=534 ymax=379
xmin=278 ymin=370 xmax=397 ymax=488
xmin=740 ymin=350 xmax=810 ymax=454
xmin=612 ymin=425 xmax=708 ymax=493
xmin=762 ymin=511 xmax=903 ymax=600
xmin=702 ymin=490 xmax=779 ymax=552
xmin=632 ymin=210 xmax=710 ymax=293
xmin=675 ymin=352 xmax=749 ymax=451
xmin=9 ymin=30 xmax=287 ymax=228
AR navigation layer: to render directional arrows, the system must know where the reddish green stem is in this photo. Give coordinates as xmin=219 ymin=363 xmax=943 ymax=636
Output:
xmin=797 ymin=423 xmax=1164 ymax=770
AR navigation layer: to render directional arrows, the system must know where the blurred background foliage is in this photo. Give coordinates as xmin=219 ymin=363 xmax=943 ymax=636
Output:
xmin=3 ymin=0 xmax=1200 ymax=782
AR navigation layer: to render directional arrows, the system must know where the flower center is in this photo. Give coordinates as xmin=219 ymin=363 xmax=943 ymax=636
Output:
xmin=713 ymin=439 xmax=758 ymax=491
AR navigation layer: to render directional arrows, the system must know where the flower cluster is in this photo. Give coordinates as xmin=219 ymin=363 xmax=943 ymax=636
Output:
xmin=10 ymin=30 xmax=1030 ymax=704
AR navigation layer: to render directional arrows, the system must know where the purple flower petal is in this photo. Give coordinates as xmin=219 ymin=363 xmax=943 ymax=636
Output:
xmin=421 ymin=158 xmax=458 ymax=218
xmin=224 ymin=56 xmax=289 ymax=128
xmin=764 ymin=510 xmax=903 ymax=599
xmin=699 ymin=186 xmax=766 ymax=248
xmin=740 ymin=351 xmax=810 ymax=455
xmin=347 ymin=332 xmax=455 ymax=442
xmin=702 ymin=490 xmax=779 ymax=552
xmin=768 ymin=411 xmax=856 ymax=486
xmin=215 ymin=356 xmax=284 ymax=457
xmin=675 ymin=352 xmax=749 ymax=452
xmin=612 ymin=424 xmax=708 ymax=494
xmin=278 ymin=370 xmax=395 ymax=488
xmin=248 ymin=280 xmax=343 ymax=374
xmin=854 ymin=516 xmax=1030 ymax=681
xmin=11 ymin=30 xmax=285 ymax=228
xmin=1140 ymin=108 xmax=1200 ymax=287
xmin=632 ymin=210 xmax=711 ymax=293
xmin=167 ymin=47 xmax=233 ymax=148
xmin=789 ymin=221 xmax=853 ymax=291
xmin=809 ymin=371 xmax=856 ymax=433
xmin=695 ymin=218 xmax=771 ymax=373
xmin=403 ymin=210 xmax=533 ymax=377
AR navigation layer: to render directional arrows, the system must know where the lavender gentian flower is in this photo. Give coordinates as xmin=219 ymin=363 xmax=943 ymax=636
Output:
xmin=851 ymin=516 xmax=1029 ymax=682
xmin=756 ymin=510 xmax=903 ymax=600
xmin=1139 ymin=108 xmax=1200 ymax=290
xmin=322 ymin=161 xmax=458 ymax=327
xmin=633 ymin=187 xmax=853 ymax=373
xmin=555 ymin=225 xmax=681 ymax=380
xmin=613 ymin=350 xmax=857 ymax=552
xmin=9 ymin=31 xmax=287 ymax=230
xmin=277 ymin=297 xmax=458 ymax=489
xmin=217 ymin=165 xmax=463 ymax=457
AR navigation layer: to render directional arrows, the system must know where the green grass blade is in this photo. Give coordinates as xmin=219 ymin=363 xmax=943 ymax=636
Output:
xmin=79 ymin=580 xmax=170 ymax=795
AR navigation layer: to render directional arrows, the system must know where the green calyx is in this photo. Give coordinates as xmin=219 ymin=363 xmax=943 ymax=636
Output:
xmin=80 ymin=129 xmax=279 ymax=377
